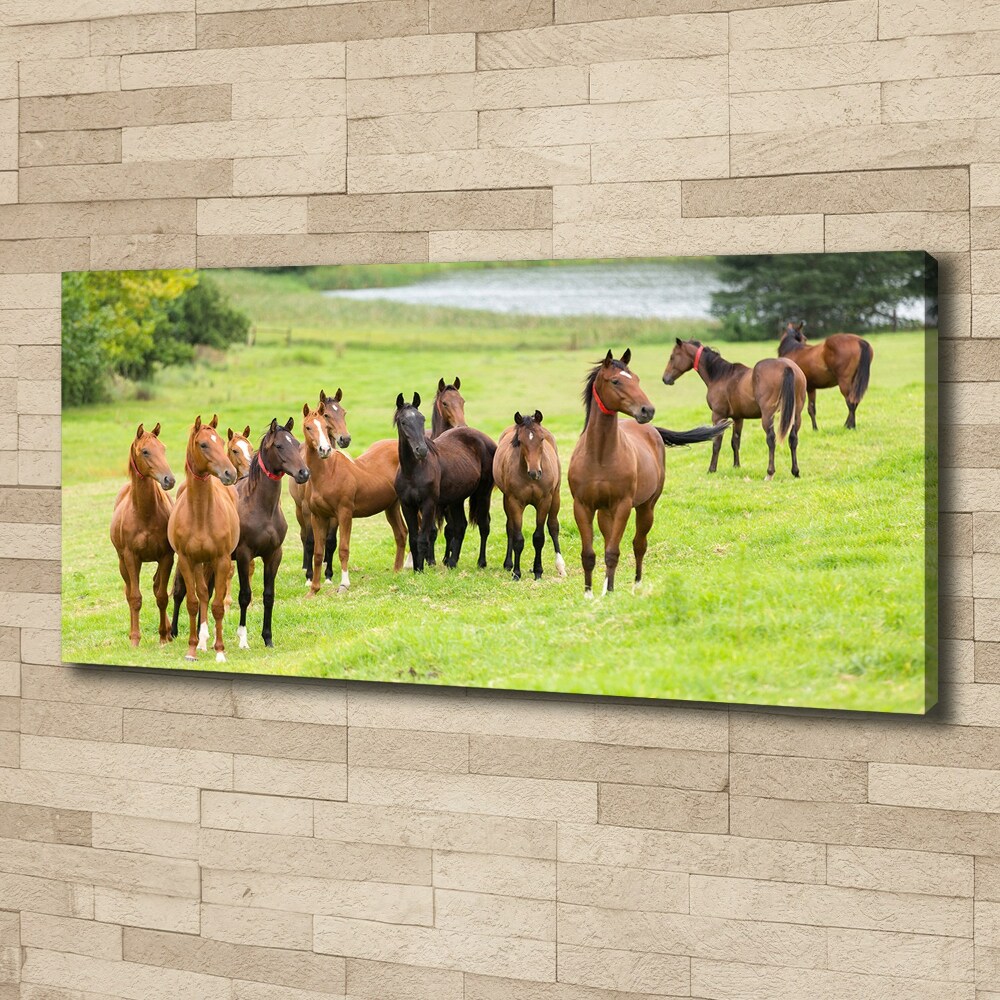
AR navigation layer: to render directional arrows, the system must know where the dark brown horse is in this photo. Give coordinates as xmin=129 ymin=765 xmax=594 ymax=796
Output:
xmin=568 ymin=349 xmax=726 ymax=597
xmin=166 ymin=414 xmax=240 ymax=662
xmin=110 ymin=422 xmax=176 ymax=646
xmin=493 ymin=410 xmax=565 ymax=581
xmin=431 ymin=377 xmax=466 ymax=438
xmin=662 ymin=339 xmax=806 ymax=479
xmin=394 ymin=393 xmax=496 ymax=572
xmin=778 ymin=320 xmax=873 ymax=429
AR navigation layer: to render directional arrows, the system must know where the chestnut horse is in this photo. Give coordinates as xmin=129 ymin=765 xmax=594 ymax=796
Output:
xmin=300 ymin=398 xmax=407 ymax=594
xmin=568 ymin=349 xmax=726 ymax=598
xmin=662 ymin=339 xmax=806 ymax=479
xmin=778 ymin=320 xmax=873 ymax=429
xmin=493 ymin=410 xmax=565 ymax=581
xmin=167 ymin=415 xmax=240 ymax=662
xmin=394 ymin=393 xmax=496 ymax=572
xmin=290 ymin=389 xmax=352 ymax=582
xmin=431 ymin=377 xmax=466 ymax=438
xmin=110 ymin=422 xmax=176 ymax=646
xmin=227 ymin=425 xmax=254 ymax=480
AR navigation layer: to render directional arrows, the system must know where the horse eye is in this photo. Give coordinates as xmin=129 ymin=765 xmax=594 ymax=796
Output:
xmin=200 ymin=442 xmax=208 ymax=449
xmin=142 ymin=449 xmax=150 ymax=457
xmin=611 ymin=379 xmax=620 ymax=386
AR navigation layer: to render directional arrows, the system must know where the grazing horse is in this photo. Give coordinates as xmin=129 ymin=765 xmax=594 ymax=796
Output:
xmin=431 ymin=377 xmax=466 ymax=438
xmin=662 ymin=339 xmax=806 ymax=479
xmin=289 ymin=389 xmax=352 ymax=582
xmin=110 ymin=423 xmax=176 ymax=646
xmin=167 ymin=415 xmax=240 ymax=662
xmin=778 ymin=320 xmax=873 ymax=429
xmin=393 ymin=393 xmax=496 ymax=573
xmin=568 ymin=349 xmax=727 ymax=598
xmin=301 ymin=398 xmax=407 ymax=594
xmin=227 ymin=425 xmax=254 ymax=481
xmin=493 ymin=410 xmax=566 ymax=581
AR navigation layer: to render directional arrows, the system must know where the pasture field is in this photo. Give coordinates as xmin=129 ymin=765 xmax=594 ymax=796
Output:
xmin=62 ymin=272 xmax=933 ymax=712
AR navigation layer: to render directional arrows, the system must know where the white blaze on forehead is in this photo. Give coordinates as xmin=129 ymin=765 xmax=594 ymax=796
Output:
xmin=619 ymin=371 xmax=633 ymax=379
xmin=528 ymin=433 xmax=534 ymax=440
xmin=330 ymin=404 xmax=339 ymax=411
xmin=237 ymin=441 xmax=251 ymax=460
xmin=315 ymin=419 xmax=331 ymax=451
xmin=210 ymin=432 xmax=220 ymax=442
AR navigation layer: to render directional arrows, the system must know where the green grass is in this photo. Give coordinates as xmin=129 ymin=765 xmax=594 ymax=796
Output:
xmin=62 ymin=274 xmax=934 ymax=713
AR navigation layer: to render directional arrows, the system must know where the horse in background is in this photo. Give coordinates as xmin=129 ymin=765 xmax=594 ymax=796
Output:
xmin=394 ymin=393 xmax=495 ymax=572
xmin=778 ymin=320 xmax=873 ymax=429
xmin=493 ymin=410 xmax=566 ymax=581
xmin=431 ymin=377 xmax=466 ymax=438
xmin=663 ymin=339 xmax=806 ymax=479
xmin=568 ymin=349 xmax=727 ymax=598
xmin=110 ymin=422 xmax=176 ymax=647
xmin=167 ymin=414 xmax=240 ymax=662
xmin=227 ymin=425 xmax=254 ymax=480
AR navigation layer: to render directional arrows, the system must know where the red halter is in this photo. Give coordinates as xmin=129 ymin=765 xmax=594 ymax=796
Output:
xmin=258 ymin=449 xmax=283 ymax=481
xmin=693 ymin=344 xmax=705 ymax=373
xmin=129 ymin=452 xmax=146 ymax=479
xmin=185 ymin=459 xmax=211 ymax=481
xmin=591 ymin=381 xmax=615 ymax=416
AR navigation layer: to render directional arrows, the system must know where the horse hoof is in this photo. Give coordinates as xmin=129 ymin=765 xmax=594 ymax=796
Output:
xmin=602 ymin=578 xmax=609 ymax=596
xmin=584 ymin=589 xmax=594 ymax=600
xmin=765 ymin=473 xmax=774 ymax=481
xmin=215 ymin=651 xmax=226 ymax=663
xmin=555 ymin=554 xmax=567 ymax=577
xmin=512 ymin=572 xmax=521 ymax=581
xmin=533 ymin=573 xmax=542 ymax=581
xmin=403 ymin=554 xmax=414 ymax=569
xmin=237 ymin=626 xmax=249 ymax=650
xmin=130 ymin=638 xmax=140 ymax=648
xmin=264 ymin=638 xmax=274 ymax=648
xmin=337 ymin=585 xmax=349 ymax=594
xmin=185 ymin=653 xmax=197 ymax=662
xmin=478 ymin=560 xmax=487 ymax=569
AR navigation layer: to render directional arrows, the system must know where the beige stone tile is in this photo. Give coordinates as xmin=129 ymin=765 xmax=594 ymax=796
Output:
xmin=20 ymin=700 xmax=121 ymax=743
xmin=870 ymin=761 xmax=1000 ymax=812
xmin=349 ymin=111 xmax=478 ymax=156
xmin=233 ymin=155 xmax=346 ymax=197
xmin=554 ymin=181 xmax=681 ymax=224
xmin=349 ymin=726 xmax=469 ymax=773
xmin=430 ymin=0 xmax=553 ymax=33
xmin=0 ymin=872 xmax=92 ymax=919
xmin=589 ymin=55 xmax=728 ymax=103
xmin=879 ymin=0 xmax=1000 ymax=36
xmin=429 ymin=228 xmax=552 ymax=261
xmin=90 ymin=233 xmax=196 ymax=270
xmin=828 ymin=926 xmax=973 ymax=981
xmin=433 ymin=850 xmax=556 ymax=898
xmin=91 ymin=813 xmax=198 ymax=859
xmin=94 ymin=887 xmax=200 ymax=934
xmin=0 ymin=799 xmax=90 ymax=847
xmin=90 ymin=12 xmax=195 ymax=56
xmin=972 ymin=163 xmax=1000 ymax=206
xmin=197 ymin=196 xmax=309 ymax=236
xmin=19 ymin=161 xmax=232 ymax=203
xmin=197 ymin=232 xmax=426 ymax=268
xmin=232 ymin=79 xmax=345 ymax=120
xmin=0 ymin=0 xmax=190 ymax=21
xmin=20 ymin=56 xmax=121 ymax=99
xmin=347 ymin=33 xmax=475 ymax=79
xmin=557 ymin=862 xmax=689 ymax=913
xmin=884 ymin=75 xmax=1000 ymax=124
xmin=825 ymin=211 xmax=969 ymax=253
xmin=202 ymin=791 xmax=313 ymax=837
xmin=730 ymin=752 xmax=868 ymax=802
xmin=200 ymin=902 xmax=312 ymax=951
xmin=19 ymin=913 xmax=121 ymax=962
xmin=0 ymin=21 xmax=88 ymax=60
xmin=827 ymin=844 xmax=974 ymax=896
xmin=591 ymin=135 xmax=729 ymax=183
xmin=731 ymin=0 xmax=877 ymax=49
xmin=435 ymin=888 xmax=555 ymax=941
xmin=0 ymin=239 xmax=89 ymax=274
xmin=557 ymin=942 xmax=690 ymax=994
xmin=599 ymin=784 xmax=729 ymax=834
xmin=731 ymin=83 xmax=881 ymax=134
xmin=233 ymin=754 xmax=346 ymax=801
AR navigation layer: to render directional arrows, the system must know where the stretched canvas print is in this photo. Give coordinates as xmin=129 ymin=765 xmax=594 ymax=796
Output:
xmin=61 ymin=253 xmax=938 ymax=713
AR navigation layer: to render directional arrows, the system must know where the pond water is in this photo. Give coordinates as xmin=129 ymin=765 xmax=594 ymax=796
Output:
xmin=323 ymin=261 xmax=725 ymax=320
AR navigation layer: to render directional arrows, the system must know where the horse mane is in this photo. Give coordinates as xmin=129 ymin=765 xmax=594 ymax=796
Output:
xmin=244 ymin=445 xmax=267 ymax=495
xmin=690 ymin=341 xmax=741 ymax=380
xmin=582 ymin=359 xmax=628 ymax=430
xmin=431 ymin=384 xmax=458 ymax=437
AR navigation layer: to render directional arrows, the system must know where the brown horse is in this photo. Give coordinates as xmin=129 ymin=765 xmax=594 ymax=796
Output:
xmin=166 ymin=414 xmax=240 ymax=662
xmin=568 ymin=349 xmax=726 ymax=598
xmin=227 ymin=425 xmax=254 ymax=480
xmin=778 ymin=320 xmax=873 ymax=429
xmin=289 ymin=389 xmax=352 ymax=582
xmin=431 ymin=377 xmax=466 ymax=438
xmin=662 ymin=339 xmax=806 ymax=479
xmin=300 ymin=398 xmax=407 ymax=594
xmin=110 ymin=423 xmax=176 ymax=647
xmin=493 ymin=410 xmax=565 ymax=581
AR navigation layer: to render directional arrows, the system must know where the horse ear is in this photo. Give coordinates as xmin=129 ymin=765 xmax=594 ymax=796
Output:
xmin=603 ymin=349 xmax=613 ymax=364
xmin=334 ymin=388 xmax=343 ymax=403
xmin=412 ymin=392 xmax=421 ymax=409
xmin=210 ymin=414 xmax=219 ymax=429
xmin=514 ymin=411 xmax=523 ymax=425
xmin=302 ymin=402 xmax=309 ymax=417
xmin=454 ymin=376 xmax=460 ymax=390
xmin=534 ymin=409 xmax=543 ymax=423
xmin=136 ymin=423 xmax=144 ymax=439
xmin=243 ymin=424 xmax=250 ymax=437
xmin=269 ymin=417 xmax=278 ymax=434
xmin=396 ymin=393 xmax=405 ymax=410
xmin=194 ymin=415 xmax=202 ymax=432
xmin=227 ymin=427 xmax=234 ymax=440
xmin=438 ymin=378 xmax=446 ymax=393
xmin=152 ymin=422 xmax=161 ymax=437
xmin=621 ymin=348 xmax=631 ymax=366
xmin=796 ymin=321 xmax=804 ymax=331
xmin=319 ymin=389 xmax=327 ymax=404
xmin=675 ymin=337 xmax=683 ymax=347
xmin=284 ymin=417 xmax=294 ymax=431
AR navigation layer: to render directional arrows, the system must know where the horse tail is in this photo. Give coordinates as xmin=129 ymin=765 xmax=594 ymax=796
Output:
xmin=777 ymin=364 xmax=795 ymax=444
xmin=852 ymin=339 xmax=872 ymax=403
xmin=468 ymin=435 xmax=496 ymax=528
xmin=656 ymin=421 xmax=730 ymax=447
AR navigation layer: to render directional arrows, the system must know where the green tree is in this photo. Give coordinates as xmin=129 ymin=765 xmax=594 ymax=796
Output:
xmin=709 ymin=252 xmax=927 ymax=341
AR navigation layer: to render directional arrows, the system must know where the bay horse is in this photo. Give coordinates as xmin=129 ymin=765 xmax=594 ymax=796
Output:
xmin=227 ymin=425 xmax=254 ymax=480
xmin=166 ymin=414 xmax=240 ymax=662
xmin=778 ymin=320 xmax=873 ymax=429
xmin=300 ymin=398 xmax=407 ymax=594
xmin=493 ymin=410 xmax=566 ymax=581
xmin=568 ymin=349 xmax=726 ymax=598
xmin=431 ymin=377 xmax=466 ymax=438
xmin=662 ymin=339 xmax=806 ymax=479
xmin=289 ymin=389 xmax=352 ymax=582
xmin=109 ymin=422 xmax=176 ymax=646
xmin=393 ymin=393 xmax=496 ymax=573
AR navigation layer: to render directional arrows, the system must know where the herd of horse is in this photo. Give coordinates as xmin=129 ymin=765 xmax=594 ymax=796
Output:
xmin=109 ymin=322 xmax=874 ymax=662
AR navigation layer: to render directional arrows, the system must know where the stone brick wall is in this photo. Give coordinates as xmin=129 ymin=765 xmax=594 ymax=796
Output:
xmin=0 ymin=1 xmax=991 ymax=997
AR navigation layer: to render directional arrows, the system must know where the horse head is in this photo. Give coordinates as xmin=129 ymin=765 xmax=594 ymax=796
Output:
xmin=513 ymin=410 xmax=546 ymax=481
xmin=258 ymin=417 xmax=309 ymax=484
xmin=301 ymin=402 xmax=334 ymax=460
xmin=188 ymin=414 xmax=238 ymax=486
xmin=662 ymin=338 xmax=710 ymax=386
xmin=394 ymin=392 xmax=428 ymax=460
xmin=227 ymin=424 xmax=254 ymax=480
xmin=434 ymin=376 xmax=466 ymax=432
xmin=131 ymin=421 xmax=175 ymax=490
xmin=318 ymin=388 xmax=351 ymax=449
xmin=587 ymin=348 xmax=655 ymax=425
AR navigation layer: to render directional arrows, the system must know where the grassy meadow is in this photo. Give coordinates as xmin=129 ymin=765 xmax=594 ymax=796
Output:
xmin=62 ymin=267 xmax=934 ymax=712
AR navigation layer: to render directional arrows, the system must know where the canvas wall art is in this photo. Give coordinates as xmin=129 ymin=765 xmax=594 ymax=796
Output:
xmin=61 ymin=253 xmax=937 ymax=712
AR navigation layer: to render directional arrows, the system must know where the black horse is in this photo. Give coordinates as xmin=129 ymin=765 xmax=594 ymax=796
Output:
xmin=393 ymin=392 xmax=496 ymax=572
xmin=171 ymin=418 xmax=309 ymax=648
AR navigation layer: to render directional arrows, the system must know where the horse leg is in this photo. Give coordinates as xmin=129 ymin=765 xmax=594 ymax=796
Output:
xmin=176 ymin=554 xmax=200 ymax=661
xmin=762 ymin=412 xmax=777 ymax=481
xmin=153 ymin=553 xmax=173 ymax=645
xmin=531 ymin=501 xmax=547 ymax=581
xmin=446 ymin=502 xmax=468 ymax=569
xmin=502 ymin=493 xmax=517 ymax=574
xmin=807 ymin=387 xmax=818 ymax=430
xmin=324 ymin=523 xmax=337 ymax=582
xmin=731 ymin=417 xmax=744 ymax=468
xmin=548 ymin=490 xmax=566 ymax=577
xmin=790 ymin=423 xmax=801 ymax=478
xmin=336 ymin=510 xmax=353 ymax=592
xmin=708 ymin=414 xmax=726 ymax=473
xmin=210 ymin=554 xmax=232 ymax=663
xmin=118 ymin=552 xmax=142 ymax=647
xmin=421 ymin=499 xmax=439 ymax=570
xmin=236 ymin=553 xmax=252 ymax=651
xmin=504 ymin=495 xmax=524 ymax=581
xmin=573 ymin=498 xmax=597 ymax=598
xmin=427 ymin=519 xmax=438 ymax=567
xmin=598 ymin=502 xmax=631 ymax=595
xmin=308 ymin=513 xmax=330 ymax=595
xmin=839 ymin=376 xmax=858 ymax=429
xmin=476 ymin=499 xmax=490 ymax=570
xmin=442 ymin=513 xmax=455 ymax=568
xmin=196 ymin=565 xmax=212 ymax=651
xmin=261 ymin=547 xmax=281 ymax=648
xmin=170 ymin=569 xmax=186 ymax=638
xmin=385 ymin=502 xmax=408 ymax=571
xmin=401 ymin=503 xmax=423 ymax=572
xmin=301 ymin=519 xmax=313 ymax=582
xmin=633 ymin=498 xmax=655 ymax=589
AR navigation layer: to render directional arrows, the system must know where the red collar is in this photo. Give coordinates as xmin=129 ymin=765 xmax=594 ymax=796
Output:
xmin=130 ymin=453 xmax=146 ymax=479
xmin=185 ymin=459 xmax=211 ymax=481
xmin=592 ymin=381 xmax=615 ymax=416
xmin=693 ymin=345 xmax=705 ymax=373
xmin=258 ymin=450 xmax=283 ymax=481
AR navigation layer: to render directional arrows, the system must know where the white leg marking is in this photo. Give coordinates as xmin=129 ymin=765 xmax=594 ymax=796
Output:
xmin=584 ymin=588 xmax=594 ymax=600
xmin=237 ymin=625 xmax=249 ymax=650
xmin=197 ymin=621 xmax=209 ymax=651
xmin=215 ymin=651 xmax=226 ymax=663
xmin=555 ymin=553 xmax=567 ymax=577
xmin=339 ymin=570 xmax=350 ymax=592
xmin=602 ymin=577 xmax=609 ymax=596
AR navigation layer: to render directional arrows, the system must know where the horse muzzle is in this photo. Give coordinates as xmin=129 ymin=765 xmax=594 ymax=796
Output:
xmin=294 ymin=468 xmax=310 ymax=484
xmin=160 ymin=474 xmax=176 ymax=490
xmin=337 ymin=435 xmax=352 ymax=448
xmin=220 ymin=469 xmax=236 ymax=486
xmin=527 ymin=469 xmax=542 ymax=481
xmin=662 ymin=374 xmax=675 ymax=386
xmin=413 ymin=446 xmax=429 ymax=460
xmin=635 ymin=405 xmax=655 ymax=424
